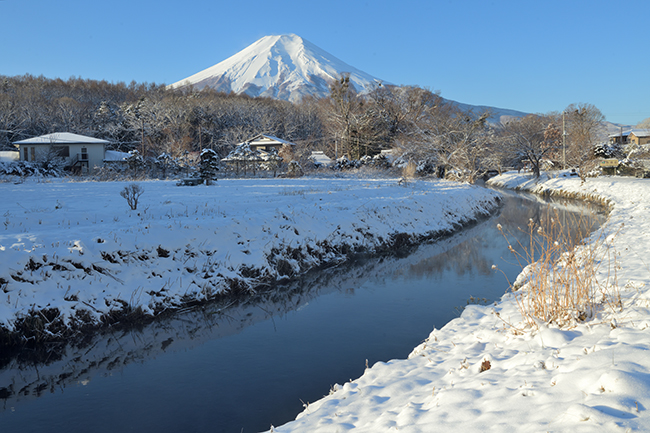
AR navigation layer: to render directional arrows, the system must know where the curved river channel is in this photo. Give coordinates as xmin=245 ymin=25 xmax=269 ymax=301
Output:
xmin=0 ymin=188 xmax=606 ymax=433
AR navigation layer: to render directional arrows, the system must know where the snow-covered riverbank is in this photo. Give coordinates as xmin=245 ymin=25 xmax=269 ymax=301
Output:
xmin=270 ymin=172 xmax=650 ymax=432
xmin=0 ymin=177 xmax=499 ymax=342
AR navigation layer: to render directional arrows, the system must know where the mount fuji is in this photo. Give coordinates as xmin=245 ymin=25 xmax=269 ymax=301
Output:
xmin=170 ymin=34 xmax=528 ymax=122
xmin=169 ymin=34 xmax=382 ymax=102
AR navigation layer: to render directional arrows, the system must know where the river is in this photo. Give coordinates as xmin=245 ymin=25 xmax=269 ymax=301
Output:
xmin=0 ymin=189 xmax=605 ymax=433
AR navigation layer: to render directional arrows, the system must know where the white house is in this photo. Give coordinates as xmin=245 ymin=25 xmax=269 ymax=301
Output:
xmin=221 ymin=134 xmax=296 ymax=175
xmin=245 ymin=134 xmax=295 ymax=152
xmin=13 ymin=132 xmax=110 ymax=173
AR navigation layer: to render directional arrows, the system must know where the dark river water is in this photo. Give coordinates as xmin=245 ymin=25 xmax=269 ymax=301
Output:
xmin=0 ymin=189 xmax=605 ymax=433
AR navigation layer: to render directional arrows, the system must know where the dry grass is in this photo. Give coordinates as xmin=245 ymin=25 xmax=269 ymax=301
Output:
xmin=497 ymin=209 xmax=620 ymax=329
xmin=402 ymin=161 xmax=417 ymax=179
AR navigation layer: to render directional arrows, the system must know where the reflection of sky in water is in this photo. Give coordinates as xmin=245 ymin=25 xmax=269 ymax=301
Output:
xmin=401 ymin=193 xmax=603 ymax=283
xmin=0 ymin=191 xmax=605 ymax=433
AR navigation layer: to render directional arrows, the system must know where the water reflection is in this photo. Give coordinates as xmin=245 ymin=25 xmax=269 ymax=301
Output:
xmin=0 ymin=190 xmax=605 ymax=433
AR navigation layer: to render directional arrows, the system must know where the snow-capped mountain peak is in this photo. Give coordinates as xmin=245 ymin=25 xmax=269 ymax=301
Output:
xmin=169 ymin=34 xmax=383 ymax=101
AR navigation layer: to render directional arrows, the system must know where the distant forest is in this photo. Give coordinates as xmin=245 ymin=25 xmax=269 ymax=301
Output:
xmin=0 ymin=74 xmax=324 ymax=159
xmin=1 ymin=74 xmax=620 ymax=182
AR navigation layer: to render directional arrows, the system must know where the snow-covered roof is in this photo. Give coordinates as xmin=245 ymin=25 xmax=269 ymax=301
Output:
xmin=247 ymin=134 xmax=295 ymax=146
xmin=629 ymin=129 xmax=650 ymax=138
xmin=310 ymin=151 xmax=333 ymax=166
xmin=103 ymin=150 xmax=130 ymax=162
xmin=13 ymin=132 xmax=110 ymax=145
xmin=608 ymin=129 xmax=650 ymax=138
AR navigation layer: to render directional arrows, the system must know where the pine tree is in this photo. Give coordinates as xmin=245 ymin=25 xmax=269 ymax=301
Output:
xmin=199 ymin=148 xmax=219 ymax=185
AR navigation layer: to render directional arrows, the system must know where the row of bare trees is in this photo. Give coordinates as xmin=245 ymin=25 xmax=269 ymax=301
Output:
xmin=317 ymin=74 xmax=610 ymax=181
xmin=1 ymin=73 xmax=611 ymax=181
xmin=0 ymin=75 xmax=324 ymax=160
xmin=494 ymin=104 xmax=606 ymax=177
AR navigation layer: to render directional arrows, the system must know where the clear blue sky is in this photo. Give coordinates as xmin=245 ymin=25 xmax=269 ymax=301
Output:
xmin=1 ymin=0 xmax=648 ymax=125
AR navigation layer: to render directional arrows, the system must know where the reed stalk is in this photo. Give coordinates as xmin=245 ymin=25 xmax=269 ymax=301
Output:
xmin=497 ymin=208 xmax=620 ymax=329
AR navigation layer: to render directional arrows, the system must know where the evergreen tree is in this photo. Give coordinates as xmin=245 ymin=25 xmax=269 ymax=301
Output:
xmin=155 ymin=152 xmax=182 ymax=179
xmin=125 ymin=150 xmax=144 ymax=176
xmin=199 ymin=148 xmax=219 ymax=184
xmin=261 ymin=148 xmax=283 ymax=177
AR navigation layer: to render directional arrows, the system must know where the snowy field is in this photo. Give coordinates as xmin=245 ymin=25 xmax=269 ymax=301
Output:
xmin=270 ymin=172 xmax=650 ymax=433
xmin=0 ymin=177 xmax=499 ymax=336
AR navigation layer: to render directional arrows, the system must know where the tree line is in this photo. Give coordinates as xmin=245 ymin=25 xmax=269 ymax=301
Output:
xmin=1 ymin=73 xmax=622 ymax=181
xmin=0 ymin=74 xmax=322 ymax=158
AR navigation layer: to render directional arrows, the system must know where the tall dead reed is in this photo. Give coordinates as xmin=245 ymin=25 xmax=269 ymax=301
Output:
xmin=497 ymin=208 xmax=620 ymax=329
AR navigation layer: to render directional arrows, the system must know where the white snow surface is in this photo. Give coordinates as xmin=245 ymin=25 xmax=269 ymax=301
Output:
xmin=0 ymin=177 xmax=498 ymax=331
xmin=0 ymin=151 xmax=19 ymax=162
xmin=13 ymin=132 xmax=110 ymax=145
xmin=169 ymin=34 xmax=383 ymax=101
xmin=270 ymin=172 xmax=650 ymax=433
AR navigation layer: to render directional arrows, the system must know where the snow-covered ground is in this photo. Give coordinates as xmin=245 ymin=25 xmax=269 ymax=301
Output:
xmin=270 ymin=172 xmax=650 ymax=432
xmin=0 ymin=177 xmax=499 ymax=335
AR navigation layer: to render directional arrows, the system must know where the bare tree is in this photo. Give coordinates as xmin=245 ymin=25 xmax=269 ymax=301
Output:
xmin=438 ymin=110 xmax=491 ymax=182
xmin=563 ymin=103 xmax=605 ymax=167
xmin=398 ymin=95 xmax=492 ymax=182
xmin=321 ymin=73 xmax=361 ymax=159
xmin=636 ymin=117 xmax=650 ymax=129
xmin=499 ymin=114 xmax=561 ymax=177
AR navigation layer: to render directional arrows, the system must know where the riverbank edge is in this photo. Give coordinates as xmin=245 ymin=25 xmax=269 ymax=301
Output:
xmin=489 ymin=172 xmax=615 ymax=212
xmin=0 ymin=190 xmax=503 ymax=354
xmin=270 ymin=172 xmax=650 ymax=432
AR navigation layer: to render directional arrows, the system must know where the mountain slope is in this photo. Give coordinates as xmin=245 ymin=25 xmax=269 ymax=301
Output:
xmin=170 ymin=34 xmax=528 ymax=122
xmin=170 ymin=34 xmax=383 ymax=102
xmin=448 ymin=100 xmax=528 ymax=124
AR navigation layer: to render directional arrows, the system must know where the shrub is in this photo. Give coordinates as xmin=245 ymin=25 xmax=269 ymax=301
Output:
xmin=332 ymin=156 xmax=359 ymax=171
xmin=0 ymin=160 xmax=64 ymax=177
xmin=120 ymin=183 xmax=144 ymax=210
xmin=286 ymin=160 xmax=304 ymax=178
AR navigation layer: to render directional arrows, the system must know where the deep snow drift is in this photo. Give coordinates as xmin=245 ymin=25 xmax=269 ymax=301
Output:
xmin=269 ymin=172 xmax=650 ymax=432
xmin=0 ymin=177 xmax=499 ymax=337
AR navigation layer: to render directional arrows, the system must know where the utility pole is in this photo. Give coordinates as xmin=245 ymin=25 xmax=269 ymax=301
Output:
xmin=335 ymin=135 xmax=338 ymax=159
xmin=141 ymin=117 xmax=145 ymax=157
xmin=562 ymin=111 xmax=567 ymax=170
xmin=620 ymin=126 xmax=623 ymax=145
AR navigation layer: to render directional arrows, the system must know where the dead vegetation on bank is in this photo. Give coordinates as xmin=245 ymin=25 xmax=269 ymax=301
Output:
xmin=488 ymin=175 xmax=623 ymax=331
xmin=495 ymin=208 xmax=621 ymax=330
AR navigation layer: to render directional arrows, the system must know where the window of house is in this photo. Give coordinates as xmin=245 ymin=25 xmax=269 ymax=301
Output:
xmin=23 ymin=147 xmax=29 ymax=161
xmin=81 ymin=147 xmax=88 ymax=160
xmin=54 ymin=146 xmax=70 ymax=158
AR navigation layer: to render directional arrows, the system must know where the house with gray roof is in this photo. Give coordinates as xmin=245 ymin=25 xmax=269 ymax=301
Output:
xmin=245 ymin=134 xmax=295 ymax=152
xmin=13 ymin=132 xmax=110 ymax=174
xmin=609 ymin=129 xmax=650 ymax=146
